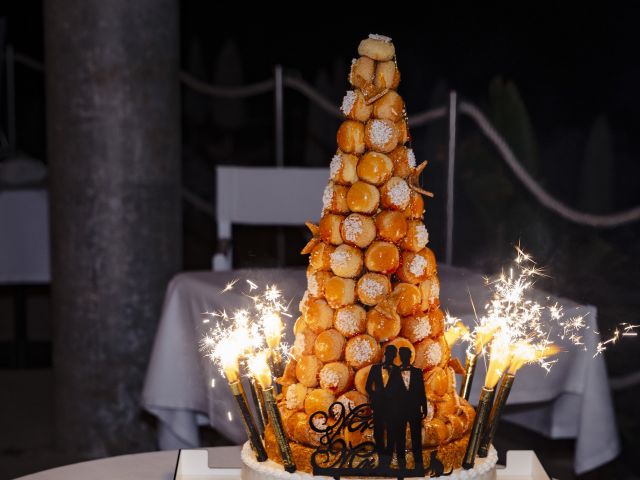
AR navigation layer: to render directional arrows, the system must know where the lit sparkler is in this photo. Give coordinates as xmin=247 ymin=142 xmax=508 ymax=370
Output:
xmin=463 ymin=338 xmax=512 ymax=469
xmin=201 ymin=279 xmax=294 ymax=453
xmin=248 ymin=350 xmax=296 ymax=472
xmin=477 ymin=341 xmax=559 ymax=457
xmin=203 ymin=329 xmax=267 ymax=461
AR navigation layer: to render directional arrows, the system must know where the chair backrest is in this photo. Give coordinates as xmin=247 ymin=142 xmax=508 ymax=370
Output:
xmin=213 ymin=166 xmax=328 ymax=270
xmin=0 ymin=189 xmax=50 ymax=283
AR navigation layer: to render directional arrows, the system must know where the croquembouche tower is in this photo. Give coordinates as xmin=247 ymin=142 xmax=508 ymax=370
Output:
xmin=260 ymin=34 xmax=478 ymax=475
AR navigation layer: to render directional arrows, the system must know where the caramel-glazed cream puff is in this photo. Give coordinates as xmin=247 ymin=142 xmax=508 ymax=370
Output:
xmin=304 ymin=388 xmax=335 ymax=416
xmin=414 ymin=336 xmax=450 ymax=370
xmin=346 ymin=181 xmax=380 ymax=214
xmin=292 ymin=329 xmax=317 ymax=358
xmin=366 ymin=308 xmax=400 ymax=342
xmin=334 ymin=304 xmax=366 ymax=338
xmin=374 ymin=60 xmax=400 ymax=90
xmin=314 ymin=329 xmax=346 ymax=363
xmin=356 ymin=152 xmax=393 ymax=186
xmin=349 ymin=56 xmax=375 ymax=90
xmin=319 ymin=361 xmax=352 ymax=395
xmin=354 ymin=364 xmax=374 ymax=395
xmin=364 ymin=241 xmax=400 ymax=274
xmin=336 ymin=390 xmax=368 ymax=413
xmin=375 ymin=210 xmax=407 ymax=243
xmin=329 ymin=244 xmax=363 ymax=278
xmin=397 ymin=248 xmax=437 ymax=284
xmin=373 ymin=91 xmax=404 ymax=122
xmin=329 ymin=152 xmax=359 ymax=185
xmin=305 ymin=298 xmax=334 ymax=333
xmin=306 ymin=268 xmax=332 ymax=298
xmin=404 ymin=191 xmax=425 ymax=219
xmin=296 ymin=354 xmax=323 ymax=387
xmin=365 ymin=119 xmax=398 ymax=153
xmin=395 ymin=118 xmax=411 ymax=145
xmin=285 ymin=383 xmax=308 ymax=411
xmin=392 ymin=282 xmax=422 ymax=316
xmin=322 ymin=182 xmax=349 ymax=214
xmin=356 ymin=272 xmax=391 ymax=306
xmin=380 ymin=176 xmax=411 ymax=211
xmin=358 ymin=35 xmax=395 ymax=62
xmin=341 ymin=90 xmax=373 ymax=123
xmin=340 ymin=213 xmax=376 ymax=248
xmin=420 ymin=275 xmax=440 ymax=310
xmin=319 ymin=214 xmax=345 ymax=245
xmin=309 ymin=242 xmax=334 ymax=271
xmin=428 ymin=307 xmax=445 ymax=338
xmin=323 ymin=276 xmax=356 ymax=309
xmin=401 ymin=220 xmax=429 ymax=252
xmin=345 ymin=334 xmax=381 ymax=369
xmin=337 ymin=120 xmax=365 ymax=154
xmin=401 ymin=313 xmax=432 ymax=343
xmin=424 ymin=367 xmax=448 ymax=398
xmin=388 ymin=146 xmax=416 ymax=178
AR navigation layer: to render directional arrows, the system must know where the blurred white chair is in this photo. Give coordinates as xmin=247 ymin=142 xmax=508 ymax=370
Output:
xmin=0 ymin=189 xmax=50 ymax=283
xmin=0 ymin=188 xmax=50 ymax=366
xmin=213 ymin=166 xmax=328 ymax=270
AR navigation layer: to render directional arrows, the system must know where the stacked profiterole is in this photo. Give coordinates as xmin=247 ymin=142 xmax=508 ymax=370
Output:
xmin=241 ymin=34 xmax=497 ymax=480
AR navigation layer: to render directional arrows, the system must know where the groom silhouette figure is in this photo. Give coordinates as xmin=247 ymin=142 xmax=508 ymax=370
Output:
xmin=387 ymin=346 xmax=428 ymax=471
xmin=365 ymin=344 xmax=397 ymax=467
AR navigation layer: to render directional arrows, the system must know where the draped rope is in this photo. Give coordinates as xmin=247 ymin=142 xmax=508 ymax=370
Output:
xmin=11 ymin=51 xmax=640 ymax=228
xmin=459 ymin=102 xmax=640 ymax=228
xmin=180 ymin=71 xmax=274 ymax=98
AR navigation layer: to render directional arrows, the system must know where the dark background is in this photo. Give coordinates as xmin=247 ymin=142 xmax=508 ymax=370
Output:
xmin=1 ymin=3 xmax=639 ymax=479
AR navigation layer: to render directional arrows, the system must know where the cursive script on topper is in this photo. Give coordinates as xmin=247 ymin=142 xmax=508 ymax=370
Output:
xmin=309 ymin=401 xmax=452 ymax=479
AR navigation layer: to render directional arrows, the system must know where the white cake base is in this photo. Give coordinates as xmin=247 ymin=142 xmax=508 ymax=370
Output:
xmin=241 ymin=441 xmax=498 ymax=480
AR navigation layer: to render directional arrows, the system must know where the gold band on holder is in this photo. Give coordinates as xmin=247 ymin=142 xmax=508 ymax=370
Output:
xmin=462 ymin=386 xmax=495 ymax=469
xmin=263 ymin=386 xmax=296 ymax=473
xmin=229 ymin=380 xmax=268 ymax=462
xmin=459 ymin=353 xmax=478 ymax=401
xmin=478 ymin=373 xmax=515 ymax=458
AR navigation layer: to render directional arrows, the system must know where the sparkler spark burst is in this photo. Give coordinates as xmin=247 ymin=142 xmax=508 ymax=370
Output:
xmin=201 ymin=280 xmax=292 ymax=391
xmin=595 ymin=323 xmax=639 ymax=357
xmin=464 ymin=246 xmax=569 ymax=374
xmin=463 ymin=245 xmax=637 ymax=374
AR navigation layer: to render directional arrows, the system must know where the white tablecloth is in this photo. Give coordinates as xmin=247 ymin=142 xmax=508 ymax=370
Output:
xmin=15 ymin=446 xmax=242 ymax=480
xmin=141 ymin=267 xmax=619 ymax=475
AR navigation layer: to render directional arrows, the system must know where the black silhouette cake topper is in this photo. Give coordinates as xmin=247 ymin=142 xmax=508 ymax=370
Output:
xmin=310 ymin=345 xmax=452 ymax=479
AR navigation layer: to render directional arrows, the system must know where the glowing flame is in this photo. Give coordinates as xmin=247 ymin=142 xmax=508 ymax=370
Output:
xmin=444 ymin=318 xmax=469 ymax=347
xmin=508 ymin=342 xmax=560 ymax=374
xmin=262 ymin=311 xmax=283 ymax=349
xmin=213 ymin=335 xmax=241 ymax=382
xmin=247 ymin=350 xmax=273 ymax=389
xmin=474 ymin=324 xmax=500 ymax=355
xmin=484 ymin=337 xmax=512 ymax=389
xmin=201 ymin=280 xmax=292 ymax=385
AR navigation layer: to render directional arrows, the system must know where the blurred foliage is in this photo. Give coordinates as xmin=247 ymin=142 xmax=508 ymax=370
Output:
xmin=458 ymin=76 xmax=552 ymax=267
xmin=578 ymin=115 xmax=614 ymax=214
